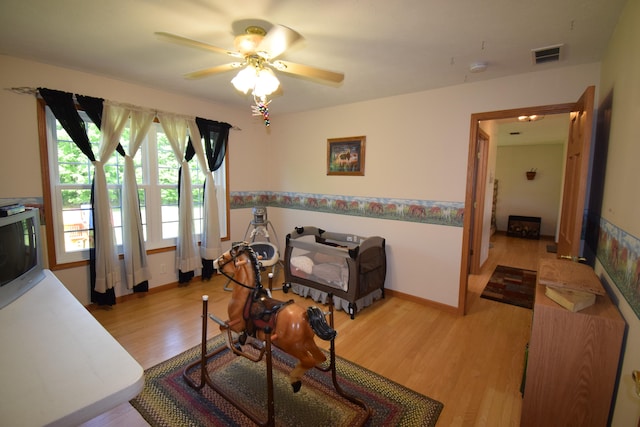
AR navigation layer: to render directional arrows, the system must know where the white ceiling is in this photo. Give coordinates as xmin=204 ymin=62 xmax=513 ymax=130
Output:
xmin=492 ymin=113 xmax=571 ymax=146
xmin=0 ymin=0 xmax=626 ymax=115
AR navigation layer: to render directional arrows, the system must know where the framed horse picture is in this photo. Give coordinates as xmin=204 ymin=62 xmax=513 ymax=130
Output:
xmin=327 ymin=136 xmax=366 ymax=176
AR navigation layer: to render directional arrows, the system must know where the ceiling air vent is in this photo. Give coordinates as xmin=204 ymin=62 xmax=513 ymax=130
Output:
xmin=531 ymin=44 xmax=564 ymax=65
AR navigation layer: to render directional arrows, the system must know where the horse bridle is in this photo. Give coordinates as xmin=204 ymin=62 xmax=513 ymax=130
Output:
xmin=216 ymin=244 xmax=262 ymax=290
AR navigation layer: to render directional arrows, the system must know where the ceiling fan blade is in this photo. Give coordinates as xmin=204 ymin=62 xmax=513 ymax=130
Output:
xmin=155 ymin=32 xmax=242 ymax=58
xmin=257 ymin=24 xmax=303 ymax=59
xmin=274 ymin=60 xmax=344 ymax=83
xmin=184 ymin=63 xmax=240 ymax=79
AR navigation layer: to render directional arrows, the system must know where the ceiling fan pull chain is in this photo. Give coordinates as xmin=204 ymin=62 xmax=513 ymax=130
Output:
xmin=252 ymin=96 xmax=271 ymax=127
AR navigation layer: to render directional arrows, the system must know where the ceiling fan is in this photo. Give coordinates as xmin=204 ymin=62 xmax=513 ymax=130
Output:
xmin=155 ymin=22 xmax=344 ymax=94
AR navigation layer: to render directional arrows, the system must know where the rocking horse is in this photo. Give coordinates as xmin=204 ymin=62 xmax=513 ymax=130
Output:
xmin=182 ymin=242 xmax=369 ymax=427
xmin=215 ymin=242 xmax=335 ymax=392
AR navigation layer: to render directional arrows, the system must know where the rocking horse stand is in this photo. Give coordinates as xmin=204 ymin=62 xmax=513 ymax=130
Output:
xmin=182 ymin=289 xmax=371 ymax=427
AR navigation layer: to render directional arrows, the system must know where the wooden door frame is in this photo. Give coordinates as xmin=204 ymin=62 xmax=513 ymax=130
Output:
xmin=468 ymin=128 xmax=490 ymax=274
xmin=556 ymin=86 xmax=595 ymax=257
xmin=458 ymin=102 xmax=575 ymax=315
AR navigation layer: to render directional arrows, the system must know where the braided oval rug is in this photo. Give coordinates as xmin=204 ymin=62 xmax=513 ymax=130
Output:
xmin=131 ymin=334 xmax=443 ymax=426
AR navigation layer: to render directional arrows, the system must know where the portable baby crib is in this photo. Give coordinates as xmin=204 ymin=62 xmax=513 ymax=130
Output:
xmin=283 ymin=226 xmax=386 ymax=319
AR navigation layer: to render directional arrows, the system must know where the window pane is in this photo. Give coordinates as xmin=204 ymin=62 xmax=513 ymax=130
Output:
xmin=119 ymin=128 xmax=131 ymax=151
xmin=61 ymin=189 xmax=91 ymax=209
xmin=140 ymin=208 xmax=147 ymax=241
xmin=104 ymin=157 xmax=124 ymax=185
xmin=161 ymin=187 xmax=178 ymax=206
xmin=161 ymin=219 xmax=178 ymax=240
xmin=57 ymin=140 xmax=93 ymax=185
xmin=108 ymin=187 xmax=121 ymax=209
xmin=59 ymin=162 xmax=93 ymax=185
xmin=108 ymin=188 xmax=123 ymax=246
xmin=192 ymin=187 xmax=203 ymax=235
xmin=60 ymin=199 xmax=92 ymax=253
xmin=86 ymin=122 xmax=101 ymax=147
xmin=190 ymin=161 xmax=205 ymax=185
xmin=134 ymin=150 xmax=144 ymax=184
xmin=63 ymin=221 xmax=92 ymax=252
xmin=156 ymin=131 xmax=179 ymax=184
xmin=112 ymin=212 xmax=122 ymax=246
xmin=160 ymin=188 xmax=179 ymax=239
xmin=137 ymin=177 xmax=148 ymax=241
xmin=158 ymin=165 xmax=178 ymax=185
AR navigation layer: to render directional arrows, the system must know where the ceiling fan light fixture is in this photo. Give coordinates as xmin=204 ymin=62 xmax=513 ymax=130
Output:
xmin=518 ymin=114 xmax=544 ymax=122
xmin=231 ymin=64 xmax=280 ymax=97
xmin=253 ymin=67 xmax=280 ymax=97
xmin=231 ymin=65 xmax=258 ymax=94
xmin=234 ymin=26 xmax=266 ymax=54
xmin=234 ymin=33 xmax=262 ymax=54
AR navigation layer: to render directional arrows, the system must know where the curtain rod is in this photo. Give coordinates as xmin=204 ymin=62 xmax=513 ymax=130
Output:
xmin=4 ymin=86 xmax=242 ymax=131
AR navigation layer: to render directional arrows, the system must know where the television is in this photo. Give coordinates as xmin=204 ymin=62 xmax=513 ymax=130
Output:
xmin=0 ymin=208 xmax=45 ymax=309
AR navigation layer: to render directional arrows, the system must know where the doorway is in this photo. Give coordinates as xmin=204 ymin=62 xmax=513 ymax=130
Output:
xmin=458 ymin=86 xmax=595 ymax=315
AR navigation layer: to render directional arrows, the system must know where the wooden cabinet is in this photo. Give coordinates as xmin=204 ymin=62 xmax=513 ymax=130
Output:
xmin=521 ymin=260 xmax=625 ymax=427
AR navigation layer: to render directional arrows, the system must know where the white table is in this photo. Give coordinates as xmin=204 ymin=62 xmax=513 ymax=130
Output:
xmin=0 ymin=270 xmax=144 ymax=427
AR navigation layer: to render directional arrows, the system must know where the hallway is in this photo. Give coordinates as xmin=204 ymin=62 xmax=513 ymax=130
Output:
xmin=468 ymin=231 xmax=557 ymax=310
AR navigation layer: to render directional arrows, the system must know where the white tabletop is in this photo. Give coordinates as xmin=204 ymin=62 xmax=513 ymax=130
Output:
xmin=0 ymin=270 xmax=144 ymax=427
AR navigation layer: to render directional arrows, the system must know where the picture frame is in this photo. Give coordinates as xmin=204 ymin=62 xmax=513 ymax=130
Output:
xmin=326 ymin=136 xmax=366 ymax=176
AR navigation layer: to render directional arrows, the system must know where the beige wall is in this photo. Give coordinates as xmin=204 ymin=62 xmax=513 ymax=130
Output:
xmin=596 ymin=0 xmax=640 ymax=424
xmin=0 ymin=54 xmax=600 ymax=308
xmin=495 ymin=143 xmax=565 ymax=237
xmin=258 ymin=64 xmax=600 ymax=308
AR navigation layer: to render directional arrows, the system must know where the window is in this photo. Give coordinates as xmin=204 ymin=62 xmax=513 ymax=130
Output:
xmin=40 ymin=101 xmax=229 ymax=266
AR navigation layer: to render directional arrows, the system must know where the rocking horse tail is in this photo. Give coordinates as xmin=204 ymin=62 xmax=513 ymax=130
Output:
xmin=306 ymin=306 xmax=336 ymax=341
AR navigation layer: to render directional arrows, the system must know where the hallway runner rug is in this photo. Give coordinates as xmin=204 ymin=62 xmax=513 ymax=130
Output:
xmin=480 ymin=265 xmax=537 ymax=309
xmin=131 ymin=334 xmax=444 ymax=426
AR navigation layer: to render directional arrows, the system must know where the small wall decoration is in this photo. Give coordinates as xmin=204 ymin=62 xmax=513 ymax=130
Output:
xmin=526 ymin=168 xmax=537 ymax=180
xmin=327 ymin=136 xmax=366 ymax=176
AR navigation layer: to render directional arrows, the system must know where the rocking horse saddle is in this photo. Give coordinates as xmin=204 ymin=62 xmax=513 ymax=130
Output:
xmin=243 ymin=286 xmax=294 ymax=337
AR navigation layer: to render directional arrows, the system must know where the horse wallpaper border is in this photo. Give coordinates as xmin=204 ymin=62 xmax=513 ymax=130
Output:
xmin=230 ymin=191 xmax=465 ymax=227
xmin=597 ymin=217 xmax=640 ymax=319
xmin=231 ymin=192 xmax=640 ymax=319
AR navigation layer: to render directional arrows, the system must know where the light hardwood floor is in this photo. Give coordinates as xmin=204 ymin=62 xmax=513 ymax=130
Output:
xmin=81 ymin=232 xmax=556 ymax=427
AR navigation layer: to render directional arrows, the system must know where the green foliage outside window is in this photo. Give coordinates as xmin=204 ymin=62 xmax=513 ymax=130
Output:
xmin=56 ymin=121 xmax=143 ymax=208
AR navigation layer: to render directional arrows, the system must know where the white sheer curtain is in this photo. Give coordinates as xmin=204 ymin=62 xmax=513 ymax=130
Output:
xmin=187 ymin=119 xmax=222 ymax=260
xmin=122 ymin=109 xmax=155 ymax=289
xmin=93 ymin=102 xmax=129 ymax=293
xmin=158 ymin=113 xmax=200 ymax=274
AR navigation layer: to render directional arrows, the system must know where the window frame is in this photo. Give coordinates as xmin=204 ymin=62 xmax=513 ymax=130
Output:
xmin=37 ymin=99 xmax=230 ymax=270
